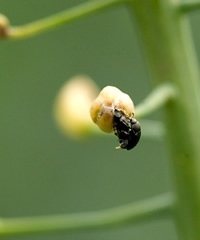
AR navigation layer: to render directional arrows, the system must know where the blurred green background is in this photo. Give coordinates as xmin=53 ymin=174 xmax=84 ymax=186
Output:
xmin=1 ymin=1 xmax=199 ymax=239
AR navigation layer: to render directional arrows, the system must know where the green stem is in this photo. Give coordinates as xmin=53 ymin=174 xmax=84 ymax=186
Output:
xmin=6 ymin=0 xmax=125 ymax=39
xmin=178 ymin=0 xmax=200 ymax=12
xmin=135 ymin=83 xmax=177 ymax=119
xmin=0 ymin=193 xmax=173 ymax=236
xmin=129 ymin=0 xmax=200 ymax=239
xmin=140 ymin=120 xmax=165 ymax=140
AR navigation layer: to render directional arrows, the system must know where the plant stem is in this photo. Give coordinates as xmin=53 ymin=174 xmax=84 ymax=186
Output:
xmin=140 ymin=120 xmax=165 ymax=140
xmin=135 ymin=83 xmax=177 ymax=119
xmin=6 ymin=0 xmax=125 ymax=39
xmin=0 ymin=193 xmax=173 ymax=236
xmin=178 ymin=0 xmax=200 ymax=12
xmin=129 ymin=0 xmax=200 ymax=239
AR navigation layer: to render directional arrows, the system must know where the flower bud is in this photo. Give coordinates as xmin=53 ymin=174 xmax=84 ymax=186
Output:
xmin=90 ymin=86 xmax=141 ymax=150
xmin=54 ymin=75 xmax=99 ymax=138
xmin=90 ymin=86 xmax=134 ymax=133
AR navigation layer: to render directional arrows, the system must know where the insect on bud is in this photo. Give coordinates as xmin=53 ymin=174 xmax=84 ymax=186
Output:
xmin=0 ymin=14 xmax=10 ymax=38
xmin=90 ymin=86 xmax=134 ymax=132
xmin=90 ymin=86 xmax=141 ymax=150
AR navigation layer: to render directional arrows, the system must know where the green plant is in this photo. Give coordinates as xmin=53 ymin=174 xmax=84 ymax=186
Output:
xmin=0 ymin=0 xmax=200 ymax=239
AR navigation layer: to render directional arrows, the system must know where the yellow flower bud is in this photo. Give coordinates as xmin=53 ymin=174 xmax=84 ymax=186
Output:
xmin=90 ymin=86 xmax=141 ymax=150
xmin=90 ymin=86 xmax=134 ymax=133
xmin=54 ymin=75 xmax=99 ymax=138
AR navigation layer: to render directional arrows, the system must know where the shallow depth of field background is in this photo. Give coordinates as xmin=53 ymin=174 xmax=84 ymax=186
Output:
xmin=1 ymin=1 xmax=199 ymax=240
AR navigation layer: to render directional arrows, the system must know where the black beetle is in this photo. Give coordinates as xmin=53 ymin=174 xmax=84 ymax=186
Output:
xmin=113 ymin=109 xmax=141 ymax=150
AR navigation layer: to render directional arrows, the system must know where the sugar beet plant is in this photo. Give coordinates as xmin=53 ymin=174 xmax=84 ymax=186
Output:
xmin=1 ymin=0 xmax=200 ymax=239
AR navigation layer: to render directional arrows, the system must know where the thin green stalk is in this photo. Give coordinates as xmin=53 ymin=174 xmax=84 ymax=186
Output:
xmin=0 ymin=193 xmax=174 ymax=236
xmin=129 ymin=0 xmax=200 ymax=239
xmin=6 ymin=0 xmax=125 ymax=39
xmin=140 ymin=120 xmax=165 ymax=140
xmin=135 ymin=83 xmax=177 ymax=119
xmin=178 ymin=0 xmax=200 ymax=12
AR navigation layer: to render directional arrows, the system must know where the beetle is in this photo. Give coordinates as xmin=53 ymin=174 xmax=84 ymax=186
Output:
xmin=113 ymin=109 xmax=141 ymax=150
